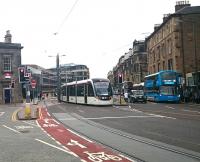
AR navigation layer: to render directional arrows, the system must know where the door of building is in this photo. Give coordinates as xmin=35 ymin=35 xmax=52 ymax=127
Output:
xmin=4 ymin=88 xmax=11 ymax=104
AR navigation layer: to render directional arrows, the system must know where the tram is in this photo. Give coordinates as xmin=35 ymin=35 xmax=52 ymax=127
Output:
xmin=60 ymin=78 xmax=113 ymax=105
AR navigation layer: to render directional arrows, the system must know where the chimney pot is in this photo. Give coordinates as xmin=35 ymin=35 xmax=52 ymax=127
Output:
xmin=4 ymin=30 xmax=12 ymax=43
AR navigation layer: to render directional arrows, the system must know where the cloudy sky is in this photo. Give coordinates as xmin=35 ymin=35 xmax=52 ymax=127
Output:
xmin=0 ymin=0 xmax=199 ymax=78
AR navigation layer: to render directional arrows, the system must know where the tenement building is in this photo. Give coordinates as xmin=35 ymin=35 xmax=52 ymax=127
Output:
xmin=146 ymin=1 xmax=200 ymax=87
xmin=0 ymin=31 xmax=23 ymax=104
xmin=112 ymin=40 xmax=147 ymax=86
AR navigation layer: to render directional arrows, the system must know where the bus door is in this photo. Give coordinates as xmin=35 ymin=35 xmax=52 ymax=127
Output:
xmin=84 ymin=84 xmax=87 ymax=104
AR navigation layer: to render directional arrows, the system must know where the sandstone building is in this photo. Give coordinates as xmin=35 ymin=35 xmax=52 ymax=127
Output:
xmin=0 ymin=31 xmax=23 ymax=104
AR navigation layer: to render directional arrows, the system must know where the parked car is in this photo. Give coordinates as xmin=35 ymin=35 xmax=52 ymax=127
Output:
xmin=130 ymin=90 xmax=147 ymax=103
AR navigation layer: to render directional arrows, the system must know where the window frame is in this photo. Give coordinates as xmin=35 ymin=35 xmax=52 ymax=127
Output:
xmin=3 ymin=55 xmax=12 ymax=72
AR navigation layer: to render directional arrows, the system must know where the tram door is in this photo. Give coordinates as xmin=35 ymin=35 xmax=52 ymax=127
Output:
xmin=84 ymin=84 xmax=87 ymax=104
xmin=4 ymin=88 xmax=11 ymax=104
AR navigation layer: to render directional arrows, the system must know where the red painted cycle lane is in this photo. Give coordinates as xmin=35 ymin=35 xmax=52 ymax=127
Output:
xmin=37 ymin=108 xmax=135 ymax=162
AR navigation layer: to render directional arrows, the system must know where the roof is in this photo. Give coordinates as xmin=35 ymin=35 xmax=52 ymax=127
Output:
xmin=175 ymin=6 xmax=200 ymax=14
xmin=146 ymin=6 xmax=200 ymax=41
xmin=0 ymin=42 xmax=23 ymax=49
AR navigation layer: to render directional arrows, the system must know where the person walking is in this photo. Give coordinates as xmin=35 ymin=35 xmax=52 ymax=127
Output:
xmin=124 ymin=92 xmax=128 ymax=103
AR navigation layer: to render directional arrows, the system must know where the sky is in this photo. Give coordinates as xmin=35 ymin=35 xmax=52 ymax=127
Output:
xmin=0 ymin=0 xmax=199 ymax=78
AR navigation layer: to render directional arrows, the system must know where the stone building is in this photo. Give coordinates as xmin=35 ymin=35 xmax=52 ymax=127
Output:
xmin=111 ymin=40 xmax=147 ymax=87
xmin=131 ymin=40 xmax=148 ymax=84
xmin=146 ymin=1 xmax=200 ymax=87
xmin=0 ymin=31 xmax=23 ymax=104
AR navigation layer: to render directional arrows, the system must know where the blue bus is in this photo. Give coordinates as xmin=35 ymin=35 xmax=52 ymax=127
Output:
xmin=144 ymin=70 xmax=181 ymax=102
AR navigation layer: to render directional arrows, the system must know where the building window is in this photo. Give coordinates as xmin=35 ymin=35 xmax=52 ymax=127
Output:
xmin=158 ymin=63 xmax=160 ymax=72
xmin=167 ymin=39 xmax=172 ymax=54
xmin=162 ymin=43 xmax=166 ymax=58
xmin=168 ymin=59 xmax=173 ymax=70
xmin=157 ymin=46 xmax=160 ymax=60
xmin=3 ymin=55 xmax=12 ymax=72
xmin=153 ymin=65 xmax=156 ymax=73
xmin=163 ymin=61 xmax=165 ymax=70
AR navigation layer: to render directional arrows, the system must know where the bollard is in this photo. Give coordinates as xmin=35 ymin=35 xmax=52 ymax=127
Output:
xmin=25 ymin=103 xmax=31 ymax=119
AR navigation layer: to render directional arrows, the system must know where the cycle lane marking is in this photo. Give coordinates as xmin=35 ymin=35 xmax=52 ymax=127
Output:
xmin=37 ymin=108 xmax=135 ymax=162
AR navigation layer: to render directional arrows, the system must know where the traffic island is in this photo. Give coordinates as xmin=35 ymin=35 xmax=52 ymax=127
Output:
xmin=17 ymin=104 xmax=39 ymax=120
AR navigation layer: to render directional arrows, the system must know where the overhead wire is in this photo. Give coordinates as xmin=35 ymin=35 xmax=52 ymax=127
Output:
xmin=54 ymin=0 xmax=79 ymax=35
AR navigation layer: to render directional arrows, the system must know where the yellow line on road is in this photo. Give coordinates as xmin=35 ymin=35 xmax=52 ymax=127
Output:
xmin=11 ymin=108 xmax=22 ymax=122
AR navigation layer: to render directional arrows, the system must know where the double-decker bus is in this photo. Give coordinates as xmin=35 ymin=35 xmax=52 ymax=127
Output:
xmin=144 ymin=70 xmax=180 ymax=102
xmin=60 ymin=78 xmax=113 ymax=106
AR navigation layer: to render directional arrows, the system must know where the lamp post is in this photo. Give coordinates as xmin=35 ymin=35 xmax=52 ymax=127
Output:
xmin=49 ymin=53 xmax=66 ymax=102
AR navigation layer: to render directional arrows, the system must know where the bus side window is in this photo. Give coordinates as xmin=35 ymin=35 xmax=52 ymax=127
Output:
xmin=88 ymin=82 xmax=94 ymax=96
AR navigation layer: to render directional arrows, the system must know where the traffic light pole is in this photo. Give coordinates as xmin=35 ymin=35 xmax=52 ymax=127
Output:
xmin=56 ymin=54 xmax=61 ymax=102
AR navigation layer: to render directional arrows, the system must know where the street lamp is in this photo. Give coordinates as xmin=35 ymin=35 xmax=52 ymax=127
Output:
xmin=48 ymin=53 xmax=66 ymax=102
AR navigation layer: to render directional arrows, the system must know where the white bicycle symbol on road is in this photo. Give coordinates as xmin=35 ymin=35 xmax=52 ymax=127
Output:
xmin=84 ymin=151 xmax=122 ymax=162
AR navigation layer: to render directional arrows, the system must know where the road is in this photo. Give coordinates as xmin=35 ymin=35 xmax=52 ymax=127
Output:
xmin=0 ymin=103 xmax=81 ymax=162
xmin=46 ymin=100 xmax=200 ymax=162
xmin=1 ymin=100 xmax=200 ymax=162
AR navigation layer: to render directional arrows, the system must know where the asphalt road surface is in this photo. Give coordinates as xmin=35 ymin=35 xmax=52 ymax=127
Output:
xmin=46 ymin=100 xmax=200 ymax=162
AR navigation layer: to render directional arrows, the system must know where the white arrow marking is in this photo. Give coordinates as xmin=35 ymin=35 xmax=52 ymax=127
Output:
xmin=67 ymin=139 xmax=87 ymax=148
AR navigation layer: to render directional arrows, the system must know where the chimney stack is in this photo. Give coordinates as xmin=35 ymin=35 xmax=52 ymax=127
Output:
xmin=175 ymin=1 xmax=191 ymax=12
xmin=4 ymin=30 xmax=12 ymax=43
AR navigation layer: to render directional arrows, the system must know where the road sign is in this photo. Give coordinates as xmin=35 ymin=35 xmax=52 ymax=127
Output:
xmin=31 ymin=79 xmax=36 ymax=88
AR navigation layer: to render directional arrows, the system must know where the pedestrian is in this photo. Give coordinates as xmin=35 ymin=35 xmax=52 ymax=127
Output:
xmin=124 ymin=92 xmax=128 ymax=103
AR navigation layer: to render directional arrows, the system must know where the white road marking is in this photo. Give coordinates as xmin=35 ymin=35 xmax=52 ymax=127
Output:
xmin=59 ymin=115 xmax=174 ymax=121
xmin=15 ymin=125 xmax=34 ymax=129
xmin=35 ymin=138 xmax=78 ymax=157
xmin=67 ymin=139 xmax=87 ymax=148
xmin=2 ymin=125 xmax=21 ymax=134
xmin=67 ymin=129 xmax=94 ymax=143
xmin=0 ymin=112 xmax=5 ymax=117
xmin=22 ymin=121 xmax=39 ymax=127
xmin=165 ymin=106 xmax=175 ymax=109
xmin=183 ymin=109 xmax=200 ymax=114
xmin=148 ymin=113 xmax=176 ymax=119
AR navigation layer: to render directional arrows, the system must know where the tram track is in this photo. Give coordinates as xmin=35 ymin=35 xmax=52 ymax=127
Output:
xmin=46 ymin=102 xmax=200 ymax=162
xmin=66 ymin=112 xmax=200 ymax=162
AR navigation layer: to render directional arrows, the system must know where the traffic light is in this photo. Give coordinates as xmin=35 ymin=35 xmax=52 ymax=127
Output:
xmin=11 ymin=80 xmax=15 ymax=88
xmin=118 ymin=74 xmax=122 ymax=83
xmin=18 ymin=67 xmax=25 ymax=83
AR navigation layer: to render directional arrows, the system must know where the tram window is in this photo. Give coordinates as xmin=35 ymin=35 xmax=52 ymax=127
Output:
xmin=69 ymin=85 xmax=75 ymax=96
xmin=62 ymin=87 xmax=66 ymax=95
xmin=88 ymin=82 xmax=94 ymax=96
xmin=77 ymin=84 xmax=84 ymax=96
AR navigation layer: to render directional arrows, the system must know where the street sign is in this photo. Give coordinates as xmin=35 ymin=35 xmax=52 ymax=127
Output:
xmin=4 ymin=72 xmax=12 ymax=79
xmin=31 ymin=79 xmax=36 ymax=88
